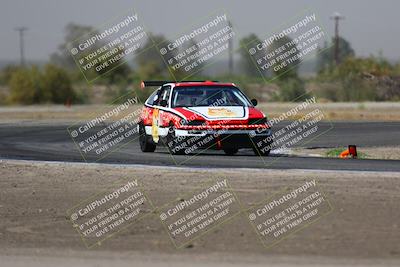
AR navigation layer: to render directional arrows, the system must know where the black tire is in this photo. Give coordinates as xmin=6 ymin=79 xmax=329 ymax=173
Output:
xmin=139 ymin=123 xmax=156 ymax=152
xmin=251 ymin=136 xmax=272 ymax=156
xmin=223 ymin=147 xmax=238 ymax=156
xmin=166 ymin=126 xmax=186 ymax=155
xmin=252 ymin=146 xmax=271 ymax=156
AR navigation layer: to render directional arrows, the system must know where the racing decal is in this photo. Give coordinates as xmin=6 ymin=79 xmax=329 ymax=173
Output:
xmin=152 ymin=108 xmax=160 ymax=143
xmin=207 ymin=107 xmax=237 ymax=117
xmin=144 ymin=103 xmax=187 ymax=120
xmin=185 ymin=106 xmax=248 ymax=120
xmin=141 ymin=107 xmax=152 ymax=125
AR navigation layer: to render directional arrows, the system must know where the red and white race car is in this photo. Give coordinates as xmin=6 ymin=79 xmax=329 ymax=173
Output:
xmin=138 ymin=81 xmax=273 ymax=156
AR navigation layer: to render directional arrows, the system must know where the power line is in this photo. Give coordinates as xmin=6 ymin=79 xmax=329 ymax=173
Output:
xmin=330 ymin=12 xmax=345 ymax=65
xmin=15 ymin=27 xmax=28 ymax=66
xmin=228 ymin=21 xmax=233 ymax=74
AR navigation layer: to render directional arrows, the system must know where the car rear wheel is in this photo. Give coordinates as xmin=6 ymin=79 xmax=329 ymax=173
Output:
xmin=252 ymin=147 xmax=271 ymax=156
xmin=223 ymin=147 xmax=238 ymax=156
xmin=139 ymin=123 xmax=156 ymax=152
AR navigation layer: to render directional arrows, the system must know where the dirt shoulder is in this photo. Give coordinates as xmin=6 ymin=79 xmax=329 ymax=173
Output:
xmin=0 ymin=160 xmax=400 ymax=266
xmin=292 ymin=146 xmax=400 ymax=160
xmin=0 ymin=102 xmax=400 ymax=123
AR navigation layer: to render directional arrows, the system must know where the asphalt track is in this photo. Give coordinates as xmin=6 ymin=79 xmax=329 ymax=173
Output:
xmin=0 ymin=121 xmax=399 ymax=172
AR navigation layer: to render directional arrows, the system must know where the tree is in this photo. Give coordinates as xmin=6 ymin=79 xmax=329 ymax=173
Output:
xmin=317 ymin=37 xmax=355 ymax=72
xmin=267 ymin=35 xmax=301 ymax=80
xmin=272 ymin=78 xmax=309 ymax=102
xmin=97 ymin=45 xmax=132 ymax=84
xmin=238 ymin=34 xmax=263 ymax=77
xmin=135 ymin=33 xmax=175 ymax=79
xmin=50 ymin=23 xmax=96 ymax=69
xmin=181 ymin=37 xmax=204 ymax=77
xmin=51 ymin=23 xmax=133 ymax=84
xmin=267 ymin=36 xmax=307 ymax=101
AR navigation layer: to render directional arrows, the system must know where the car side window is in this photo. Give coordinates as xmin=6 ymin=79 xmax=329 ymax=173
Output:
xmin=156 ymin=85 xmax=171 ymax=107
xmin=146 ymin=89 xmax=159 ymax=106
xmin=162 ymin=86 xmax=171 ymax=101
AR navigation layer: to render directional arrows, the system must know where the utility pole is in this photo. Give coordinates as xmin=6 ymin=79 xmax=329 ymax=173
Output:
xmin=15 ymin=27 xmax=28 ymax=66
xmin=330 ymin=12 xmax=344 ymax=65
xmin=228 ymin=20 xmax=233 ymax=74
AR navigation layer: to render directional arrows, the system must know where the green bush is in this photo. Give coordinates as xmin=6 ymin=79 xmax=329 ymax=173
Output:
xmin=9 ymin=67 xmax=42 ymax=104
xmin=338 ymin=74 xmax=377 ymax=101
xmin=272 ymin=78 xmax=309 ymax=102
xmin=42 ymin=64 xmax=75 ymax=103
xmin=0 ymin=65 xmax=21 ymax=85
xmin=315 ymin=57 xmax=397 ymax=101
xmin=8 ymin=64 xmax=77 ymax=104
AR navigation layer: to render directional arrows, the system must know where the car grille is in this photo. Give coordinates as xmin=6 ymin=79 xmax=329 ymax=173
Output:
xmin=248 ymin=118 xmax=267 ymax=125
xmin=187 ymin=120 xmax=205 ymax=126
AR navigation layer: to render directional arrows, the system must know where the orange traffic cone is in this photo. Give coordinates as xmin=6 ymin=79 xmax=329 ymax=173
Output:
xmin=339 ymin=149 xmax=350 ymax=158
xmin=65 ymin=97 xmax=71 ymax=108
xmin=339 ymin=145 xmax=357 ymax=159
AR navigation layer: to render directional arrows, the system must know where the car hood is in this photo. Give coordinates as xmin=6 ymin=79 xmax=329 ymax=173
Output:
xmin=184 ymin=106 xmax=247 ymax=120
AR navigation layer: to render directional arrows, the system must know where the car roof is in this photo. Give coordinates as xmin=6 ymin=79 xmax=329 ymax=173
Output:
xmin=141 ymin=80 xmax=235 ymax=90
xmin=173 ymin=81 xmax=235 ymax=87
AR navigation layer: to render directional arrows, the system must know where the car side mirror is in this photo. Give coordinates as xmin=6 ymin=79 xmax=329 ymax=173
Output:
xmin=251 ymin=99 xmax=258 ymax=106
xmin=159 ymin=99 xmax=168 ymax=107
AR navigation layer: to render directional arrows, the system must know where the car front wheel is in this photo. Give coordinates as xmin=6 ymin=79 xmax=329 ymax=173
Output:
xmin=166 ymin=126 xmax=187 ymax=155
xmin=223 ymin=147 xmax=238 ymax=156
xmin=139 ymin=123 xmax=156 ymax=152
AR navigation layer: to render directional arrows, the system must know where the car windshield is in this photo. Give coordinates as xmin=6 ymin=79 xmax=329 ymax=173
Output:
xmin=171 ymin=86 xmax=252 ymax=107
